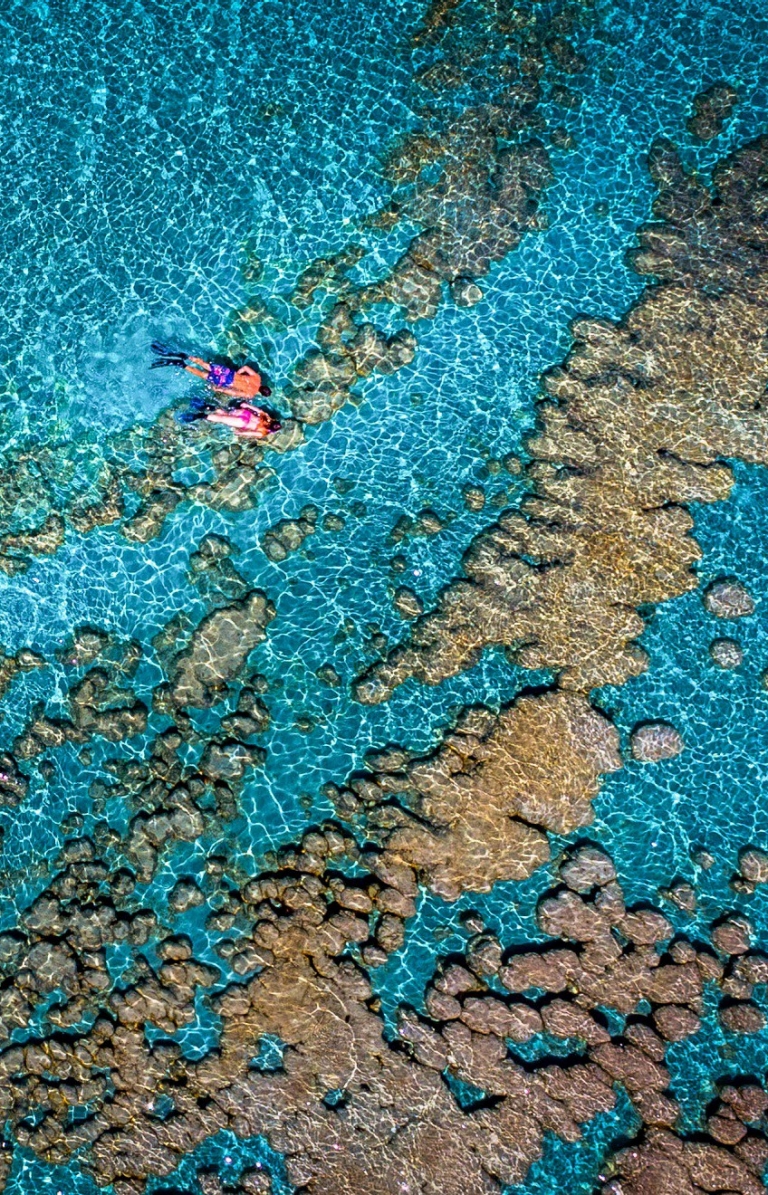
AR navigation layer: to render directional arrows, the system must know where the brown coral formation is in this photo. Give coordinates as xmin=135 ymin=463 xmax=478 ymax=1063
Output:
xmin=356 ymin=136 xmax=768 ymax=704
xmin=261 ymin=505 xmax=318 ymax=562
xmin=709 ymin=636 xmax=743 ymax=668
xmin=600 ymin=1124 xmax=767 ymax=1195
xmin=188 ymin=535 xmax=250 ymax=605
xmin=97 ymin=671 xmax=270 ymax=885
xmin=0 ymin=406 xmax=298 ymax=572
xmin=167 ymin=591 xmax=275 ymax=710
xmin=277 ymin=0 xmax=591 ymax=424
xmin=329 ymin=692 xmax=620 ymax=899
xmin=0 ymin=513 xmax=65 ymax=574
xmin=630 ymin=721 xmax=685 ymax=762
xmin=0 ymin=836 xmax=764 ymax=1195
xmin=13 ymin=636 xmax=147 ymax=762
xmin=687 ymin=81 xmax=740 ymax=141
xmin=704 ymin=578 xmax=756 ymax=619
xmin=0 ymin=646 xmax=43 ymax=702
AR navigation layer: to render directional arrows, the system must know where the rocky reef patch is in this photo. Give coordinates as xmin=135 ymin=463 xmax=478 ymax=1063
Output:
xmin=356 ymin=135 xmax=768 ymax=707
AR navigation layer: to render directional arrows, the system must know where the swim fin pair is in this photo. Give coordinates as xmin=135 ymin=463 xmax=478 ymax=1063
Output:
xmin=175 ymin=394 xmax=217 ymax=423
xmin=150 ymin=340 xmax=188 ymax=369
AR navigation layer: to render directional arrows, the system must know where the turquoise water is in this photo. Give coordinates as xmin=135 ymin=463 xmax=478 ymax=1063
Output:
xmin=2 ymin=0 xmax=768 ymax=1190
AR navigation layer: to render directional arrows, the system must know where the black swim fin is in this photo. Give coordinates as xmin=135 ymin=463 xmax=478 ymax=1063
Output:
xmin=150 ymin=357 xmax=185 ymax=369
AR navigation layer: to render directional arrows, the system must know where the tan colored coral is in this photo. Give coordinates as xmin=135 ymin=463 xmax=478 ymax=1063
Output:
xmin=169 ymin=591 xmax=275 ymax=708
xmin=358 ymin=692 xmax=621 ymax=899
xmin=357 ymin=145 xmax=768 ymax=704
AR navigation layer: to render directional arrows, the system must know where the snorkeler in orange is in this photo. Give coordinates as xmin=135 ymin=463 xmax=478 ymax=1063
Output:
xmin=150 ymin=343 xmax=272 ymax=399
xmin=183 ymin=357 xmax=267 ymax=399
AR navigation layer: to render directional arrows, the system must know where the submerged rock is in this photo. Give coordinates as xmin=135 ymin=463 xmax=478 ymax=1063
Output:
xmin=712 ymin=915 xmax=753 ymax=956
xmin=0 ymin=647 xmax=44 ymax=703
xmin=688 ymin=81 xmax=739 ymax=140
xmin=661 ymin=881 xmax=697 ymax=913
xmin=719 ymin=1002 xmax=767 ymax=1034
xmin=652 ymin=1004 xmax=701 ymax=1042
xmin=709 ymin=636 xmax=743 ymax=668
xmin=56 ymin=626 xmax=109 ymax=668
xmin=0 ymin=753 xmax=28 ymax=806
xmin=450 ymin=277 xmax=483 ymax=306
xmin=462 ymin=485 xmax=486 ymax=511
xmin=188 ymin=534 xmax=249 ymax=604
xmin=738 ymin=847 xmax=768 ymax=885
xmin=704 ymin=579 xmax=756 ymax=619
xmin=261 ymin=506 xmax=318 ymax=562
xmin=121 ymin=490 xmax=181 ymax=543
xmin=169 ymin=591 xmax=275 ymax=708
xmin=630 ymin=722 xmax=684 ymax=762
xmin=168 ymin=879 xmax=205 ymax=913
xmin=560 ymin=845 xmax=617 ymax=892
xmin=393 ymin=587 xmax=424 ymax=619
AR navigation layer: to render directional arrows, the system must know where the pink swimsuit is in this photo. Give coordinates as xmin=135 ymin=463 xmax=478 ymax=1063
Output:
xmin=228 ymin=406 xmax=264 ymax=430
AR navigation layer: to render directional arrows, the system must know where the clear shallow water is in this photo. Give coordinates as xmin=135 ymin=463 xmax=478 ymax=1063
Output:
xmin=2 ymin=0 xmax=768 ymax=1190
xmin=0 ymin=0 xmax=418 ymax=436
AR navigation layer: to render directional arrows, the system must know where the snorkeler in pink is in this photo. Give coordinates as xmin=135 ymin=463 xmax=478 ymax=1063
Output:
xmin=204 ymin=404 xmax=281 ymax=439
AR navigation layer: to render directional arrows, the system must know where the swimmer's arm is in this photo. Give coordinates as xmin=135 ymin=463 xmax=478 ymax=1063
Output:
xmin=236 ymin=365 xmax=261 ymax=379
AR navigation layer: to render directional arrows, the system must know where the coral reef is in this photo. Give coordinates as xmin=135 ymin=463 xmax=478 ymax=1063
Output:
xmin=687 ymin=81 xmax=740 ymax=141
xmin=0 ymin=835 xmax=763 ymax=1195
xmin=14 ymin=632 xmax=146 ymax=762
xmin=166 ymin=592 xmax=274 ymax=710
xmin=704 ymin=578 xmax=756 ymax=619
xmin=261 ymin=506 xmax=318 ymax=562
xmin=328 ymin=692 xmax=620 ymax=899
xmin=630 ymin=722 xmax=684 ymax=762
xmin=0 ymin=410 xmax=297 ymax=569
xmin=2 ymin=52 xmax=768 ymax=1195
xmin=709 ymin=637 xmax=743 ymax=668
xmin=0 ymin=647 xmax=43 ymax=702
xmin=188 ymin=536 xmax=250 ymax=606
xmin=356 ymin=136 xmax=768 ymax=704
xmin=600 ymin=1117 xmax=767 ymax=1195
xmin=0 ymin=0 xmax=591 ymax=563
xmin=275 ymin=0 xmax=593 ymax=424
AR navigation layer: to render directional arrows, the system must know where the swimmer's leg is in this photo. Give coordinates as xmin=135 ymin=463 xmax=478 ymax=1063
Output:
xmin=183 ymin=364 xmax=209 ymax=381
xmin=176 ymin=395 xmax=216 ymax=423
